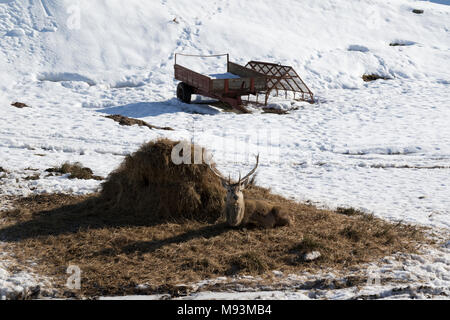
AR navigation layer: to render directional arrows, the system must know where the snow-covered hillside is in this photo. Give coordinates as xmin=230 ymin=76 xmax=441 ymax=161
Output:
xmin=0 ymin=0 xmax=449 ymax=299
xmin=1 ymin=0 xmax=449 ymax=87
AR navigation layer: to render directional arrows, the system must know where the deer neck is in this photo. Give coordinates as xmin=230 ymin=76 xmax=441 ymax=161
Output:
xmin=226 ymin=194 xmax=245 ymax=227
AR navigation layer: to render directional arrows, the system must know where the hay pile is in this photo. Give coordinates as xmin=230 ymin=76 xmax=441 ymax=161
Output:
xmin=100 ymin=139 xmax=225 ymax=222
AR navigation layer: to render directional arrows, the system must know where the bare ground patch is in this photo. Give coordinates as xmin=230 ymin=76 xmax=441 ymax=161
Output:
xmin=105 ymin=114 xmax=174 ymax=131
xmin=11 ymin=102 xmax=30 ymax=109
xmin=389 ymin=41 xmax=415 ymax=47
xmin=0 ymin=189 xmax=428 ymax=298
xmin=362 ymin=74 xmax=392 ymax=82
xmin=46 ymin=162 xmax=103 ymax=180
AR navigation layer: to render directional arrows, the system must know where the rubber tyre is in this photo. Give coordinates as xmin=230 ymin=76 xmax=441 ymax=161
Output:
xmin=177 ymin=83 xmax=192 ymax=104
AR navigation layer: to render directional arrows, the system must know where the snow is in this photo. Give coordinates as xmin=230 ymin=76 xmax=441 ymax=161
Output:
xmin=209 ymin=72 xmax=240 ymax=80
xmin=0 ymin=0 xmax=449 ymax=299
xmin=303 ymin=251 xmax=322 ymax=262
xmin=5 ymin=28 xmax=25 ymax=37
xmin=0 ymin=250 xmax=51 ymax=300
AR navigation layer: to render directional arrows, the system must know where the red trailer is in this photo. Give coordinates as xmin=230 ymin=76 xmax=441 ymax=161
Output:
xmin=174 ymin=53 xmax=314 ymax=112
xmin=174 ymin=54 xmax=267 ymax=113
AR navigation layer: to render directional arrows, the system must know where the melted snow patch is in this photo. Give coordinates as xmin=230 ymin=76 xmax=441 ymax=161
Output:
xmin=0 ymin=251 xmax=52 ymax=300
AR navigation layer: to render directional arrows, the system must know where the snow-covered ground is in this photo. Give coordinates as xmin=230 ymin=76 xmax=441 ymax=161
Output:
xmin=0 ymin=0 xmax=449 ymax=299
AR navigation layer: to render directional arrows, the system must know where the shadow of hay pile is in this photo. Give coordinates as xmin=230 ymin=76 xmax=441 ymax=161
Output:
xmin=100 ymin=138 xmax=225 ymax=223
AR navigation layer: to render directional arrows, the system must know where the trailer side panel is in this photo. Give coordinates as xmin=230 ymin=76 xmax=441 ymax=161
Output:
xmin=174 ymin=64 xmax=211 ymax=93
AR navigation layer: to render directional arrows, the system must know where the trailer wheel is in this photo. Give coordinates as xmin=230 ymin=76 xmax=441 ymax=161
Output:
xmin=177 ymin=83 xmax=192 ymax=104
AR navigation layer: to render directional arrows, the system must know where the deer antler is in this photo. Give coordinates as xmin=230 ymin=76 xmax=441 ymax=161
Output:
xmin=207 ymin=154 xmax=259 ymax=187
xmin=238 ymin=154 xmax=259 ymax=186
xmin=208 ymin=162 xmax=229 ymax=185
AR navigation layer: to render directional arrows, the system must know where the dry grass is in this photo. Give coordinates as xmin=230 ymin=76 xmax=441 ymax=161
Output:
xmin=213 ymin=101 xmax=245 ymax=113
xmin=0 ymin=139 xmax=429 ymax=298
xmin=336 ymin=207 xmax=366 ymax=216
xmin=46 ymin=162 xmax=103 ymax=180
xmin=362 ymin=74 xmax=391 ymax=82
xmin=11 ymin=102 xmax=30 ymax=108
xmin=105 ymin=114 xmax=173 ymax=131
xmin=0 ymin=190 xmax=427 ymax=298
xmin=100 ymin=139 xmax=225 ymax=223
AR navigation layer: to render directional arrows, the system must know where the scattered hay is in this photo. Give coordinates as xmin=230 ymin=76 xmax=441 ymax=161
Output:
xmin=228 ymin=252 xmax=269 ymax=275
xmin=362 ymin=74 xmax=391 ymax=82
xmin=339 ymin=225 xmax=363 ymax=242
xmin=289 ymin=236 xmax=324 ymax=260
xmin=412 ymin=9 xmax=424 ymax=14
xmin=180 ymin=257 xmax=220 ymax=274
xmin=46 ymin=162 xmax=103 ymax=180
xmin=105 ymin=114 xmax=173 ymax=131
xmin=0 ymin=140 xmax=430 ymax=297
xmin=0 ymin=166 xmax=6 ymax=173
xmin=100 ymin=138 xmax=225 ymax=223
xmin=11 ymin=102 xmax=30 ymax=108
xmin=211 ymin=101 xmax=242 ymax=113
xmin=336 ymin=207 xmax=365 ymax=216
xmin=0 ymin=189 xmax=428 ymax=297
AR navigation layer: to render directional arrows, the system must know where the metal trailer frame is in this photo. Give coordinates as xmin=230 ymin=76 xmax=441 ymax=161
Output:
xmin=174 ymin=53 xmax=267 ymax=113
xmin=245 ymin=61 xmax=315 ymax=104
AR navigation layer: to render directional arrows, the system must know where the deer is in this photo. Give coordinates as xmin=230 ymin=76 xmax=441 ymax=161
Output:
xmin=208 ymin=155 xmax=291 ymax=228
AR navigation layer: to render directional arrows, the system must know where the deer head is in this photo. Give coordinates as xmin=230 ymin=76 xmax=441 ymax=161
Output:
xmin=208 ymin=155 xmax=259 ymax=227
